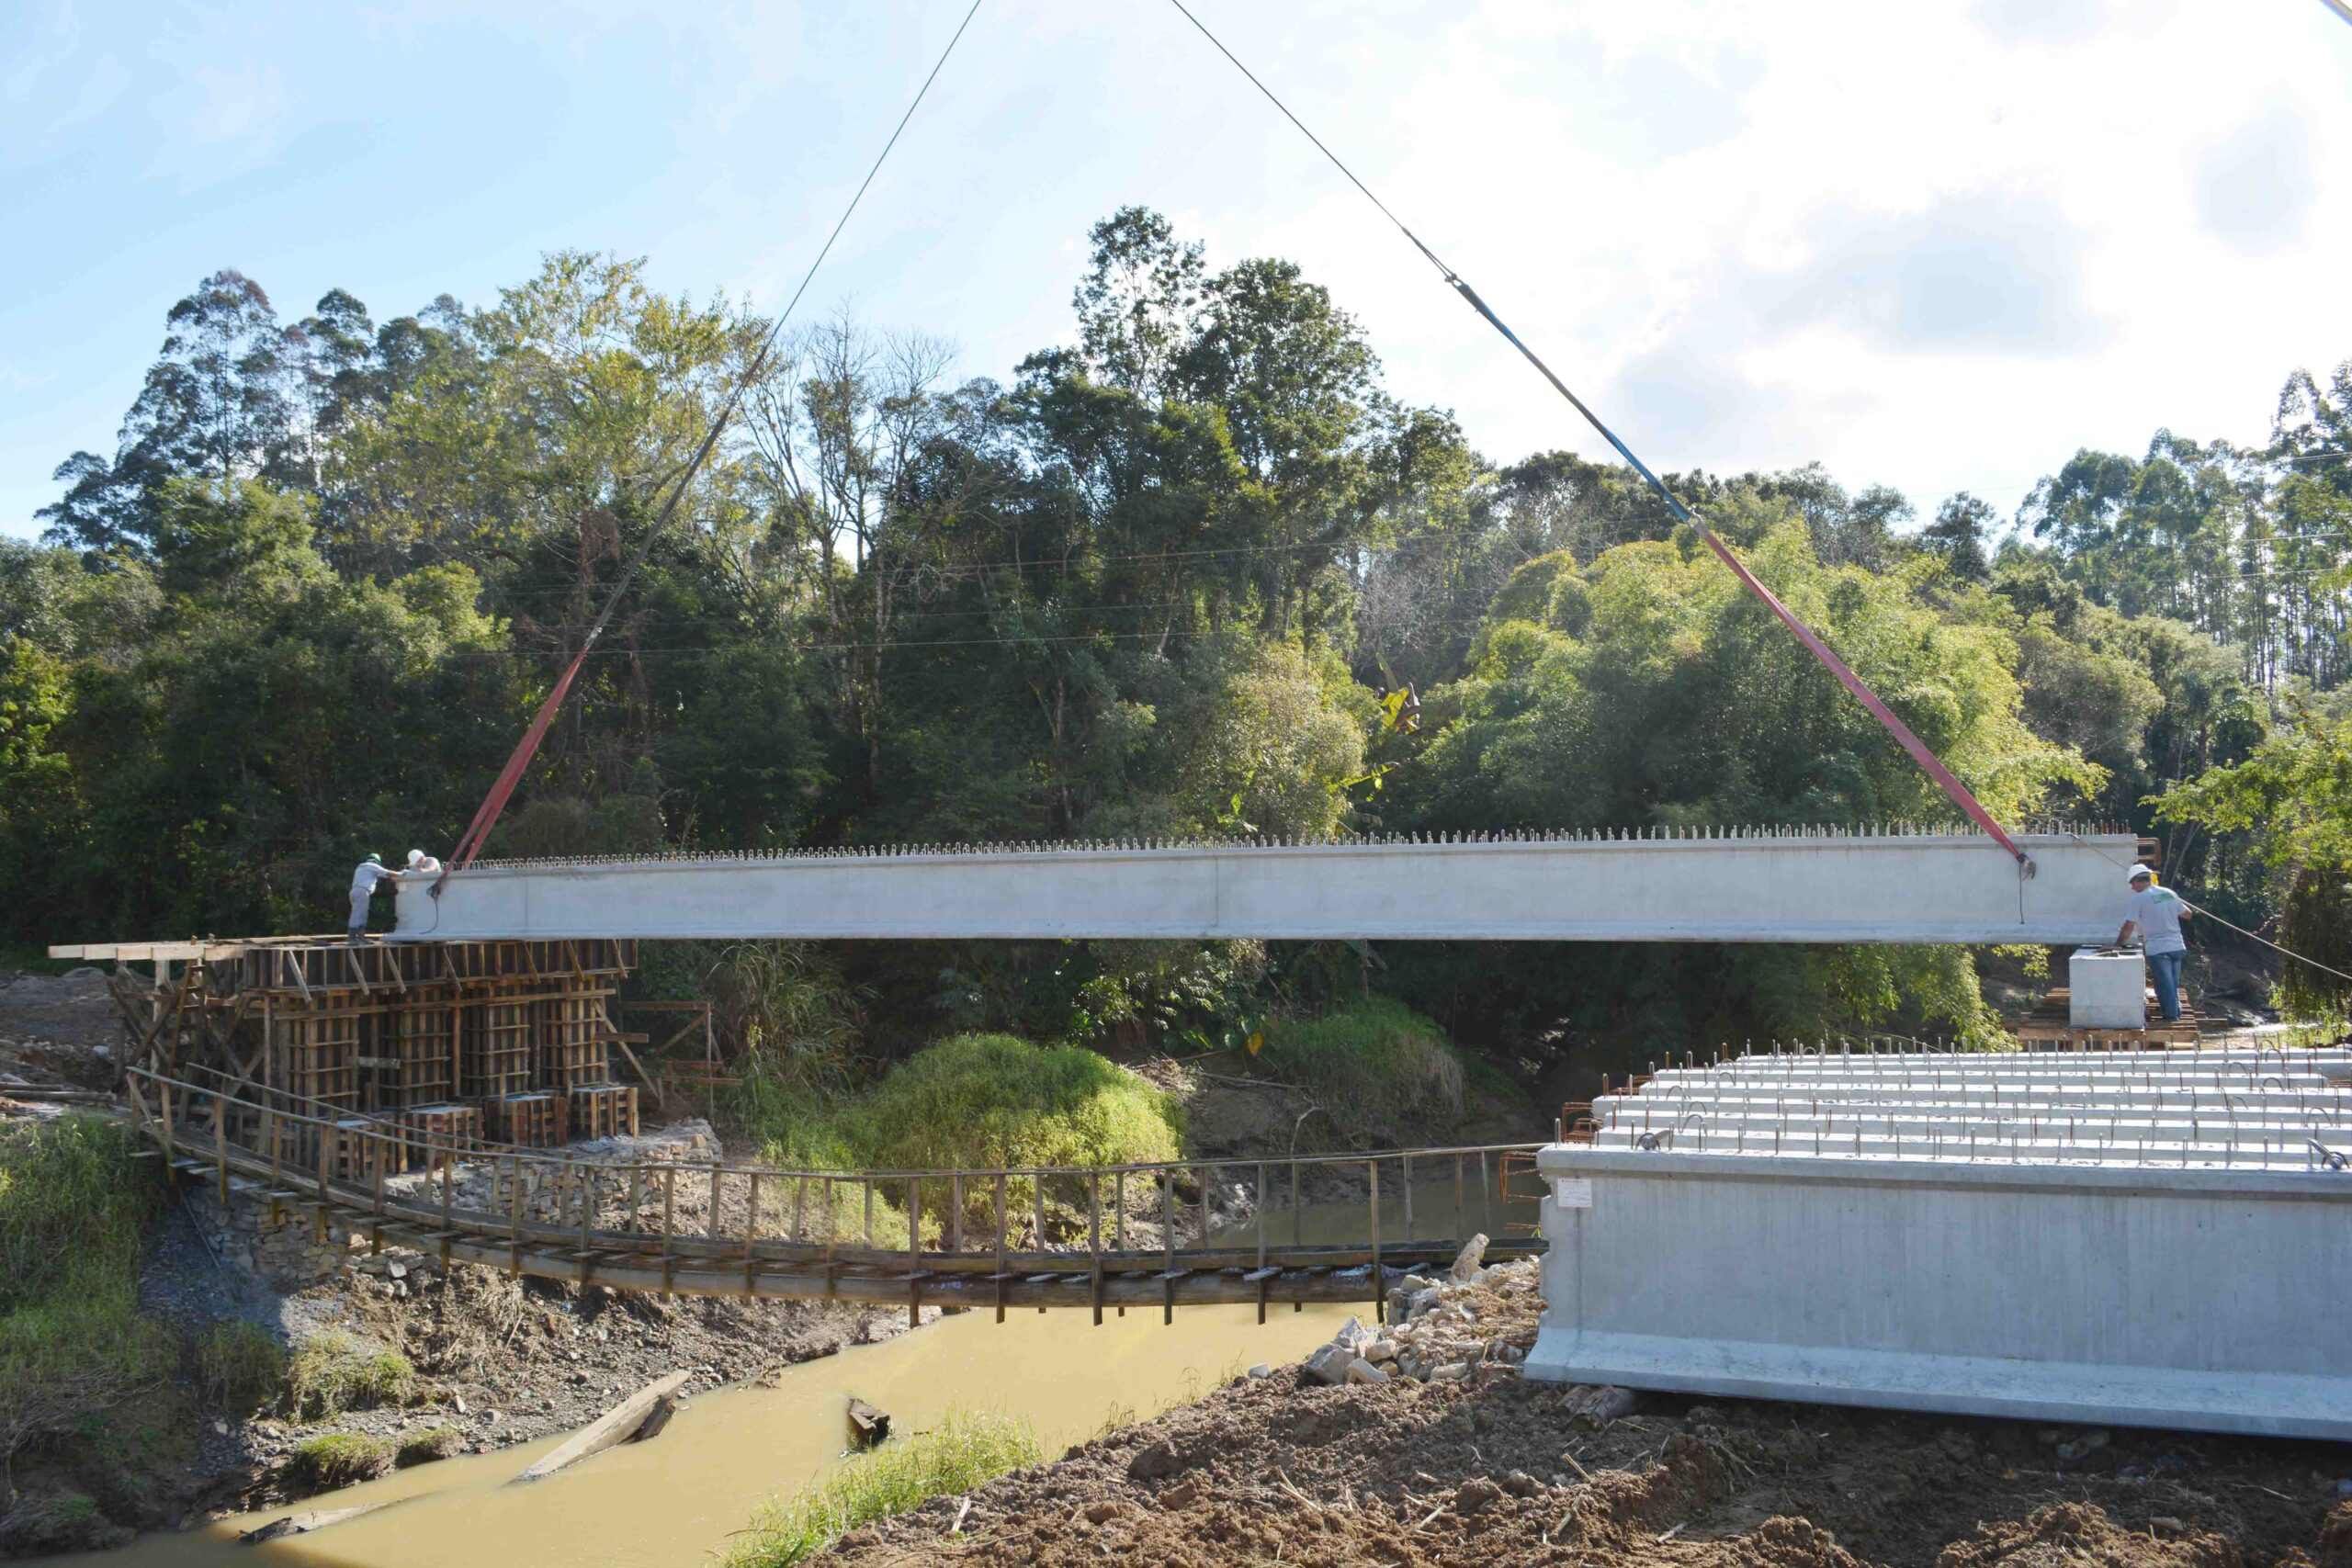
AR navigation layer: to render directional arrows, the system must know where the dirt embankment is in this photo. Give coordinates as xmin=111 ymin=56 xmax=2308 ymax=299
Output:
xmin=821 ymin=1269 xmax=2351 ymax=1568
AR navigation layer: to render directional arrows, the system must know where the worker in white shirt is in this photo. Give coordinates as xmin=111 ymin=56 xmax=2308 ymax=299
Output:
xmin=2115 ymin=863 xmax=2192 ymax=1022
xmin=404 ymin=849 xmax=444 ymax=876
xmin=347 ymin=853 xmax=399 ymax=944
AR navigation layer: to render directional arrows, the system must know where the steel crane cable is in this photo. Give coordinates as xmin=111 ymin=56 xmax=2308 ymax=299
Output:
xmin=1160 ymin=0 xmax=2031 ymax=869
xmin=436 ymin=0 xmax=990 ymax=889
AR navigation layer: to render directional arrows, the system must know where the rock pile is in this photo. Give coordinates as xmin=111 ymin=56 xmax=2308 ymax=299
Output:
xmin=1301 ymin=1235 xmax=1542 ymax=1386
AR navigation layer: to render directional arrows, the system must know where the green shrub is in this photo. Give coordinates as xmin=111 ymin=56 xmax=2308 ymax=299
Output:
xmin=196 ymin=1321 xmax=285 ymax=1415
xmin=284 ymin=1333 xmax=413 ymax=1421
xmin=0 ymin=1116 xmax=170 ymax=1461
xmin=288 ymin=1432 xmax=395 ymax=1489
xmin=395 ymin=1424 xmax=463 ymax=1466
xmin=854 ymin=1034 xmax=1183 ymax=1172
xmin=725 ymin=1410 xmax=1041 ymax=1567
xmin=1255 ymin=998 xmax=1466 ymax=1145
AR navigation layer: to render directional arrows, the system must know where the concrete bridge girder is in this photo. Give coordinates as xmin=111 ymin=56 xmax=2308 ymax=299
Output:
xmin=396 ymin=832 xmax=2139 ymax=944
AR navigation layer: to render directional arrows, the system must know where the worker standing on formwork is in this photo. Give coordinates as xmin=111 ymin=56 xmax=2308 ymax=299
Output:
xmin=347 ymin=853 xmax=399 ymax=944
xmin=2115 ymin=864 xmax=2192 ymax=1022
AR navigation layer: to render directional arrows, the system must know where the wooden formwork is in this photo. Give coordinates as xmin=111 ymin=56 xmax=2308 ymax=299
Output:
xmin=86 ymin=937 xmax=650 ymax=1156
xmin=566 ymin=1084 xmax=639 ymax=1142
xmin=334 ymin=1117 xmax=406 ymax=1184
xmin=488 ymin=1091 xmax=567 ymax=1148
xmin=535 ymin=995 xmax=612 ymax=1089
xmin=401 ymin=1102 xmax=485 ymax=1162
xmin=2010 ymin=989 xmax=2206 ymax=1049
xmin=463 ymin=998 xmax=535 ymax=1099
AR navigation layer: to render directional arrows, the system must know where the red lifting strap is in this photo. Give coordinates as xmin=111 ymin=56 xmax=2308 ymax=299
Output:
xmin=430 ymin=643 xmax=592 ymax=895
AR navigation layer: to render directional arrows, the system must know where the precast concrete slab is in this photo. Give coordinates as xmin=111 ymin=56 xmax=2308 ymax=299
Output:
xmin=394 ymin=828 xmax=2137 ymax=944
xmin=1529 ymin=1047 xmax=2352 ymax=1438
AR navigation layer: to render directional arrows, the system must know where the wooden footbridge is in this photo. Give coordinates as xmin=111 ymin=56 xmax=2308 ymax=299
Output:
xmin=127 ymin=1065 xmax=1544 ymax=1325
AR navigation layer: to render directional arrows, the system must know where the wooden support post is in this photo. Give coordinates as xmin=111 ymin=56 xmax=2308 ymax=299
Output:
xmin=509 ymin=1155 xmax=526 ymax=1277
xmin=1161 ymin=1168 xmax=1178 ymax=1326
xmin=1402 ymin=1152 xmax=1413 ymax=1243
xmin=744 ymin=1171 xmax=761 ymax=1292
xmin=1478 ymin=1148 xmax=1492 ymax=1235
xmin=707 ymin=1163 xmax=724 ymax=1242
xmin=1255 ymin=1160 xmax=1269 ymax=1325
xmin=660 ymin=1166 xmax=675 ymax=1299
xmin=1089 ymin=1173 xmax=1103 ymax=1327
xmin=993 ymin=1172 xmax=1008 ymax=1325
xmin=1368 ymin=1159 xmax=1384 ymax=1324
xmin=950 ymin=1173 xmax=963 ymax=1256
xmin=1453 ymin=1153 xmax=1464 ymax=1239
xmin=159 ymin=1079 xmax=175 ymax=1166
xmin=215 ymin=1105 xmax=230 ymax=1205
xmin=577 ymin=1163 xmax=593 ymax=1254
xmin=864 ymin=1180 xmax=875 ymax=1248
xmin=1033 ymin=1170 xmax=1046 ymax=1249
xmin=908 ymin=1175 xmax=922 ymax=1330
xmin=1114 ymin=1169 xmax=1126 ymax=1253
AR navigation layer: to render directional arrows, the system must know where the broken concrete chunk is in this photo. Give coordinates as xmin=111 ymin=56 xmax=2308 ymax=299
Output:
xmin=1449 ymin=1234 xmax=1488 ymax=1283
xmin=1344 ymin=1357 xmax=1389 ymax=1385
xmin=1304 ymin=1343 xmax=1353 ymax=1384
xmin=1245 ymin=1363 xmax=1272 ymax=1380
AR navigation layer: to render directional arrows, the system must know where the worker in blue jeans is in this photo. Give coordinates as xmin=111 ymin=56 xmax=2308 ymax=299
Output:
xmin=2115 ymin=864 xmax=2192 ymax=1021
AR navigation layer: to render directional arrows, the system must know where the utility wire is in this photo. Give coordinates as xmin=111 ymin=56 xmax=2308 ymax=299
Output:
xmin=1163 ymin=0 xmax=2030 ymax=864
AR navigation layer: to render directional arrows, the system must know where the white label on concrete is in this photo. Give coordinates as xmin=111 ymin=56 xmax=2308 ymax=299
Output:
xmin=1555 ymin=1178 xmax=1593 ymax=1209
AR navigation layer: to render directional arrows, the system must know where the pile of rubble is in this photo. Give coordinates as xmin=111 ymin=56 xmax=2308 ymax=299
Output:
xmin=1295 ymin=1234 xmax=1543 ymax=1387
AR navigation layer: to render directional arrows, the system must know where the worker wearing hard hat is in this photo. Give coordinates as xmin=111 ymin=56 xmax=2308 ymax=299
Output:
xmin=2115 ymin=864 xmax=2192 ymax=1022
xmin=404 ymin=849 xmax=444 ymax=876
xmin=347 ymin=853 xmax=399 ymax=945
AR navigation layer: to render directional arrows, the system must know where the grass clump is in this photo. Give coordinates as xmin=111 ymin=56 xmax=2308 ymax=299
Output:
xmin=195 ymin=1321 xmax=285 ymax=1415
xmin=724 ymin=1410 xmax=1041 ymax=1567
xmin=284 ymin=1332 xmax=413 ymax=1421
xmin=395 ymin=1424 xmax=464 ymax=1466
xmin=1255 ymin=998 xmax=1466 ymax=1145
xmin=0 ymin=1115 xmax=171 ymax=1462
xmin=854 ymin=1033 xmax=1183 ymax=1172
xmin=288 ymin=1432 xmax=395 ymax=1489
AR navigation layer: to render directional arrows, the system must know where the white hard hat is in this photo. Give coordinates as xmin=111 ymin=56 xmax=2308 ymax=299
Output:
xmin=2127 ymin=864 xmax=2154 ymax=882
xmin=407 ymin=849 xmax=426 ymax=866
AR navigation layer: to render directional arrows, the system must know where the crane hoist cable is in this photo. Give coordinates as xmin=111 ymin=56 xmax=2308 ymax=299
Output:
xmin=1160 ymin=0 xmax=2032 ymax=872
xmin=433 ymin=0 xmax=989 ymax=893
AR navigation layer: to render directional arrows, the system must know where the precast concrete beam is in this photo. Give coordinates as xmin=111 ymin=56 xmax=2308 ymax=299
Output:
xmin=1530 ymin=1049 xmax=2352 ymax=1438
xmin=395 ymin=830 xmax=2138 ymax=944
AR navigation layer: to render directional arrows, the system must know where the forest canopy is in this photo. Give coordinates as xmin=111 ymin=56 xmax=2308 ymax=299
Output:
xmin=7 ymin=208 xmax=2348 ymax=1046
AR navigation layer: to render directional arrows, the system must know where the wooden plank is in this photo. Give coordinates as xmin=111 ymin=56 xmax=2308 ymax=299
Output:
xmin=509 ymin=1371 xmax=693 ymax=1483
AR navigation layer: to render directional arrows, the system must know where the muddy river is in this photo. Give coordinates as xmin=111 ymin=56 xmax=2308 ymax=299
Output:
xmin=51 ymin=1303 xmax=1352 ymax=1568
xmin=46 ymin=1175 xmax=1532 ymax=1567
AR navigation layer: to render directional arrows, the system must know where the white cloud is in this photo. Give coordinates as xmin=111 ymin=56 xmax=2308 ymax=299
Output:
xmin=2192 ymin=107 xmax=2314 ymax=252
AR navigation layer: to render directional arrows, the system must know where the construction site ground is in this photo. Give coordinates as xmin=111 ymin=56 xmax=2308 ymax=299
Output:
xmin=822 ymin=1288 xmax=2352 ymax=1568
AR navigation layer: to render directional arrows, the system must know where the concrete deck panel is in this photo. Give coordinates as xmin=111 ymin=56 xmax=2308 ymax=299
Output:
xmin=1529 ymin=1051 xmax=2352 ymax=1438
xmin=395 ymin=829 xmax=2136 ymax=943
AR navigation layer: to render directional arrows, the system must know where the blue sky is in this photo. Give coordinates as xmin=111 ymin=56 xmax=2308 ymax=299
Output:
xmin=4 ymin=0 xmax=2348 ymax=542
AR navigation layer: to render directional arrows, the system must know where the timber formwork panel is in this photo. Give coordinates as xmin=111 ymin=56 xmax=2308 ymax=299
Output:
xmin=535 ymin=995 xmax=611 ymax=1089
xmin=386 ymin=989 xmax=458 ymax=1106
xmin=566 ymin=1084 xmax=639 ymax=1142
xmin=401 ymin=1102 xmax=485 ymax=1162
xmin=488 ymin=1091 xmax=566 ymax=1148
xmin=462 ymin=999 xmax=536 ymax=1100
xmin=103 ymin=937 xmax=650 ymax=1156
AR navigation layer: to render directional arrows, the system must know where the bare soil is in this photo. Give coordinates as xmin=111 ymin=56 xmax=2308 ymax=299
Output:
xmin=824 ymin=1368 xmax=2351 ymax=1568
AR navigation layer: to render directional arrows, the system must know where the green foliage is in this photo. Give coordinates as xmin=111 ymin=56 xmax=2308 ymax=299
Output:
xmin=724 ymin=1410 xmax=1041 ymax=1568
xmin=0 ymin=1116 xmax=170 ymax=1460
xmin=1255 ymin=998 xmax=1466 ymax=1146
xmin=195 ymin=1321 xmax=285 ymax=1415
xmin=851 ymin=1033 xmax=1182 ymax=1176
xmin=2157 ymin=702 xmax=2352 ymax=1017
xmin=396 ymin=1425 xmax=464 ymax=1466
xmin=284 ymin=1333 xmax=413 ymax=1421
xmin=288 ymin=1432 xmax=396 ymax=1490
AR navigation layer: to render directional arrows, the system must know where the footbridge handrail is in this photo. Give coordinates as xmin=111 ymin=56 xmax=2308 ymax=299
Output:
xmin=122 ymin=1066 xmax=1545 ymax=1322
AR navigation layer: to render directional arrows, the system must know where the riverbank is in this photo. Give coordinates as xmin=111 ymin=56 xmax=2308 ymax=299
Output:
xmin=815 ymin=1264 xmax=2352 ymax=1568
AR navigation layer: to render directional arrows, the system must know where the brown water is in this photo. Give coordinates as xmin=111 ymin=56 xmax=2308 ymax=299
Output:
xmin=50 ymin=1171 xmax=1533 ymax=1568
xmin=50 ymin=1303 xmax=1353 ymax=1568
